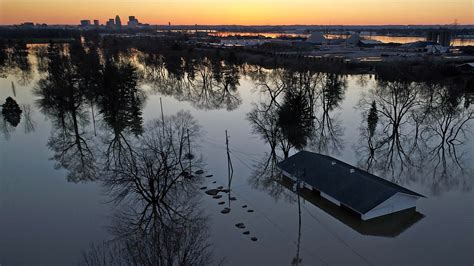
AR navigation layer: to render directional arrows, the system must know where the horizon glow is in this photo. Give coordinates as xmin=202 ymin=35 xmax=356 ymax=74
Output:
xmin=0 ymin=0 xmax=473 ymax=25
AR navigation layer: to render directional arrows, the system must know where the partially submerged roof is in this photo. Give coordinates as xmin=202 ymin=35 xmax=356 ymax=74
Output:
xmin=278 ymin=178 xmax=425 ymax=237
xmin=276 ymin=151 xmax=424 ymax=214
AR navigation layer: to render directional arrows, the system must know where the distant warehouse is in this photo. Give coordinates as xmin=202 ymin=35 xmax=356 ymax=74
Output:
xmin=277 ymin=151 xmax=424 ymax=220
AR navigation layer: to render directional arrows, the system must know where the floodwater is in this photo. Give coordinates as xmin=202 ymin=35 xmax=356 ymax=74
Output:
xmin=210 ymin=31 xmax=474 ymax=46
xmin=0 ymin=43 xmax=473 ymax=265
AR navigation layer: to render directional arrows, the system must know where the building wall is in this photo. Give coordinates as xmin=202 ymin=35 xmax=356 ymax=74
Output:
xmin=321 ymin=192 xmax=340 ymax=206
xmin=281 ymin=170 xmax=420 ymax=221
xmin=362 ymin=193 xmax=418 ymax=220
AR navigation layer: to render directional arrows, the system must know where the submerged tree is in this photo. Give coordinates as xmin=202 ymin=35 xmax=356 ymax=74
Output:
xmin=35 ymin=43 xmax=96 ymax=182
xmin=309 ymin=73 xmax=346 ymax=155
xmin=98 ymin=58 xmax=145 ymax=169
xmin=81 ymin=111 xmax=212 ymax=266
xmin=144 ymin=54 xmax=242 ymax=111
xmin=2 ymin=97 xmax=22 ymax=127
xmin=278 ymin=87 xmax=313 ymax=151
xmin=357 ymin=78 xmax=473 ymax=194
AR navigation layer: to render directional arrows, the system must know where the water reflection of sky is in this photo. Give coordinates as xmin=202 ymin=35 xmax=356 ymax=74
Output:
xmin=210 ymin=31 xmax=474 ymax=46
xmin=0 ymin=49 xmax=473 ymax=265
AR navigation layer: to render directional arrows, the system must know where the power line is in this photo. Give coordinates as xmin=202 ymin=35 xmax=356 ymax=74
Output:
xmin=300 ymin=203 xmax=372 ymax=266
xmin=227 ymin=185 xmax=330 ymax=266
xmin=207 ymin=175 xmax=329 ymax=266
xmin=230 ymin=151 xmax=255 ymax=171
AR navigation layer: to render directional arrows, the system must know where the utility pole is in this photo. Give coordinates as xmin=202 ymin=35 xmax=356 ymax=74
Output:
xmin=187 ymin=128 xmax=191 ymax=173
xmin=225 ymin=130 xmax=233 ymax=190
xmin=292 ymin=168 xmax=304 ymax=266
xmin=160 ymin=97 xmax=165 ymax=137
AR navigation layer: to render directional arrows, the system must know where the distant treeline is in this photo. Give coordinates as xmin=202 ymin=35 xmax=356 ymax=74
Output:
xmin=0 ymin=28 xmax=81 ymax=40
xmin=95 ymin=34 xmax=474 ymax=80
xmin=1 ymin=32 xmax=472 ymax=88
xmin=0 ymin=28 xmax=156 ymax=42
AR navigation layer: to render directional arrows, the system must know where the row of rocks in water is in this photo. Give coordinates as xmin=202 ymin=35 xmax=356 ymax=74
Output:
xmin=201 ymin=171 xmax=259 ymax=242
xmin=235 ymin=223 xmax=258 ymax=241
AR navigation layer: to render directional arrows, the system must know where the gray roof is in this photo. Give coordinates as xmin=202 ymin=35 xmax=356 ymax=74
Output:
xmin=278 ymin=178 xmax=425 ymax=237
xmin=276 ymin=151 xmax=424 ymax=214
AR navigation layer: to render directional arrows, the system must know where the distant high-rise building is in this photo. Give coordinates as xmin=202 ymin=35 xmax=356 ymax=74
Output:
xmin=93 ymin=20 xmax=100 ymax=26
xmin=20 ymin=22 xmax=35 ymax=28
xmin=106 ymin=19 xmax=115 ymax=27
xmin=80 ymin=20 xmax=91 ymax=26
xmin=127 ymin=16 xmax=139 ymax=26
xmin=115 ymin=15 xmax=122 ymax=27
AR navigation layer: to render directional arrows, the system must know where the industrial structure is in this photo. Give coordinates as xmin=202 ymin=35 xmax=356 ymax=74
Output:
xmin=427 ymin=30 xmax=452 ymax=46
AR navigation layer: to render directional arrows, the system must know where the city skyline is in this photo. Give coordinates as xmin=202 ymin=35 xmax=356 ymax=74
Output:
xmin=1 ymin=0 xmax=473 ymax=25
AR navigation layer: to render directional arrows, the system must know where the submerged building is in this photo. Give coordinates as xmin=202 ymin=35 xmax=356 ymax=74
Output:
xmin=278 ymin=178 xmax=424 ymax=237
xmin=277 ymin=151 xmax=424 ymax=220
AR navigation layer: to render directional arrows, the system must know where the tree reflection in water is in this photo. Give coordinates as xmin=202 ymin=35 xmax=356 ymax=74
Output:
xmin=81 ymin=111 xmax=212 ymax=266
xmin=357 ymin=79 xmax=420 ymax=179
xmin=357 ymin=75 xmax=473 ymax=194
xmin=309 ymin=73 xmax=346 ymax=154
xmin=99 ymin=58 xmax=145 ymax=170
xmin=246 ymin=69 xmax=346 ymax=197
xmin=140 ymin=53 xmax=242 ymax=111
xmin=9 ymin=42 xmax=33 ymax=86
xmin=35 ymin=43 xmax=96 ymax=182
xmin=34 ymin=41 xmax=147 ymax=182
xmin=33 ymin=43 xmax=216 ymax=262
xmin=417 ymin=83 xmax=473 ymax=193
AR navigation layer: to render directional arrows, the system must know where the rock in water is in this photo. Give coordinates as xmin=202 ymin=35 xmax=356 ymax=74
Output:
xmin=251 ymin=237 xmax=258 ymax=241
xmin=243 ymin=231 xmax=250 ymax=235
xmin=205 ymin=175 xmax=213 ymax=178
xmin=218 ymin=201 xmax=225 ymax=205
xmin=221 ymin=208 xmax=231 ymax=214
xmin=212 ymin=195 xmax=222 ymax=199
xmin=235 ymin=223 xmax=246 ymax=229
xmin=247 ymin=209 xmax=254 ymax=213
xmin=195 ymin=170 xmax=204 ymax=175
xmin=205 ymin=189 xmax=220 ymax=196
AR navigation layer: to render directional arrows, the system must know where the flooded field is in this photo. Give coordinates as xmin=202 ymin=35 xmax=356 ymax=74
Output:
xmin=0 ymin=43 xmax=473 ymax=265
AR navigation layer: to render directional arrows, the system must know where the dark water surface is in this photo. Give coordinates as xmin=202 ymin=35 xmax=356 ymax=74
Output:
xmin=0 ymin=44 xmax=473 ymax=265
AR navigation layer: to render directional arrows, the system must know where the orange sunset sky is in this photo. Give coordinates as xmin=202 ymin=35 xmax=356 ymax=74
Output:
xmin=0 ymin=0 xmax=473 ymax=25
